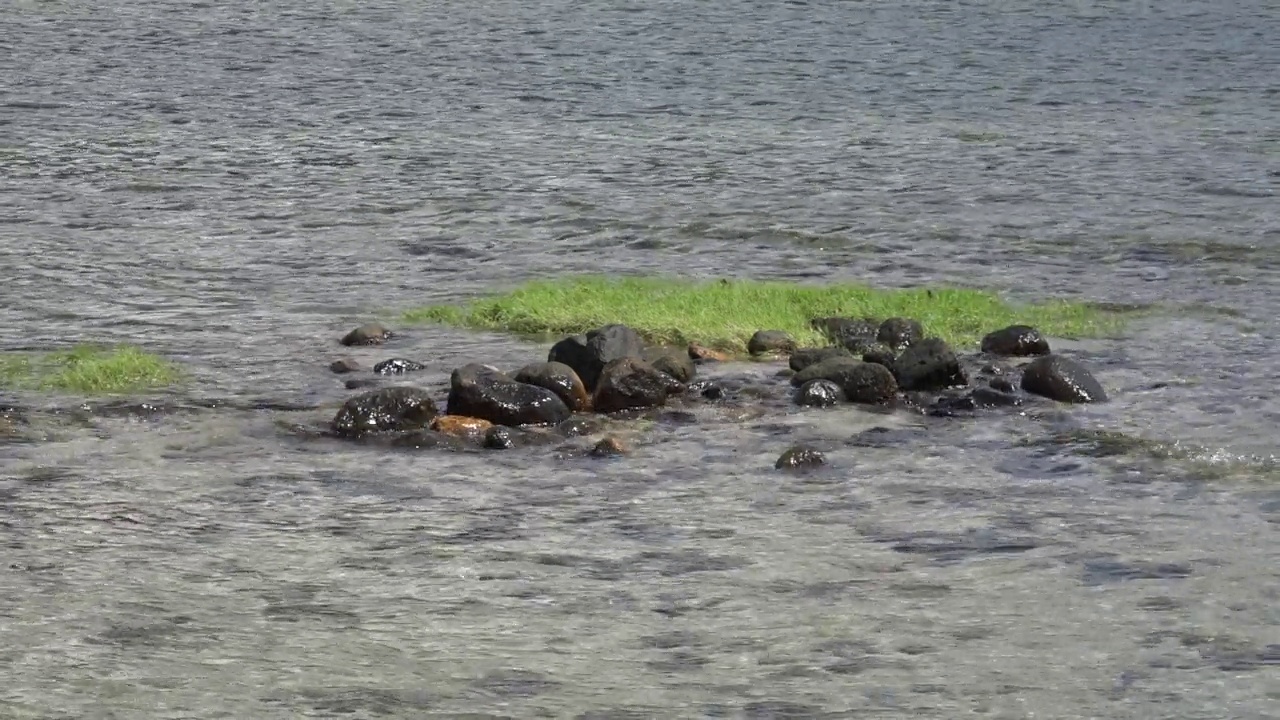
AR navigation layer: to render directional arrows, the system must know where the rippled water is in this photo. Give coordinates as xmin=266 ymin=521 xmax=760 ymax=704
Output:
xmin=3 ymin=0 xmax=1279 ymax=717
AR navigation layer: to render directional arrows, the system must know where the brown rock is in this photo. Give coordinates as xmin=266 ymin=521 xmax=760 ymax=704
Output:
xmin=340 ymin=322 xmax=392 ymax=346
xmin=430 ymin=415 xmax=494 ymax=441
xmin=590 ymin=436 xmax=630 ymax=457
xmin=329 ymin=358 xmax=360 ymax=374
xmin=688 ymin=342 xmax=733 ymax=362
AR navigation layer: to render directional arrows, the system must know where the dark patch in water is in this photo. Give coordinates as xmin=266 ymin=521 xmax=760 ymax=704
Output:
xmin=1079 ymin=557 xmax=1193 ymax=586
xmin=469 ymin=669 xmax=560 ymax=699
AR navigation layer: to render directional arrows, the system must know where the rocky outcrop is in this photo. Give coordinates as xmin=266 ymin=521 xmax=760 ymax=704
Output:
xmin=447 ymin=364 xmax=571 ymax=426
xmin=340 ymin=322 xmax=392 ymax=346
xmin=332 ymin=386 xmax=438 ymax=438
xmin=549 ymin=324 xmax=645 ymax=391
xmin=893 ymin=338 xmax=967 ymax=391
xmin=981 ymin=325 xmax=1050 ymax=356
xmin=593 ymin=357 xmax=681 ymax=413
xmin=1021 ymin=355 xmax=1107 ymax=403
xmin=514 ymin=362 xmax=591 ymax=412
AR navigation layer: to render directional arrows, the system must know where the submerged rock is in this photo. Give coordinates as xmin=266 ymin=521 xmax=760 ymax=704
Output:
xmin=1021 ymin=355 xmax=1107 ymax=403
xmin=747 ymin=330 xmax=795 ymax=355
xmin=329 ymin=358 xmax=360 ymax=374
xmin=687 ymin=379 xmax=726 ymax=400
xmin=775 ymin=444 xmax=826 ymax=470
xmin=794 ymin=379 xmax=845 ymax=407
xmin=341 ymin=322 xmax=392 ymax=346
xmin=344 ymin=378 xmax=379 ymax=390
xmin=514 ymin=362 xmax=591 ymax=412
xmin=590 ymin=436 xmax=630 ymax=457
xmin=373 ymin=358 xmax=426 ymax=375
xmin=483 ymin=425 xmax=516 ymax=450
xmin=593 ymin=357 xmax=680 ymax=413
xmin=549 ymin=324 xmax=645 ymax=391
xmin=447 ymin=364 xmax=571 ymax=426
xmin=789 ymin=347 xmax=853 ymax=373
xmin=331 ymin=386 xmax=439 ymax=438
xmin=893 ymin=338 xmax=967 ymax=391
xmin=877 ymin=317 xmax=924 ymax=351
xmin=386 ymin=430 xmax=467 ymax=451
xmin=644 ymin=346 xmax=696 ymax=385
xmin=981 ymin=325 xmax=1051 ymax=356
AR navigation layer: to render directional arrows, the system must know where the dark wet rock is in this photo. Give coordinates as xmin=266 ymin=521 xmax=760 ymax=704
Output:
xmin=775 ymin=444 xmax=826 ymax=470
xmin=557 ymin=416 xmax=609 ymax=437
xmin=385 ymin=429 xmax=467 ymax=451
xmin=747 ymin=330 xmax=795 ymax=355
xmin=447 ymin=364 xmax=571 ymax=426
xmin=331 ymin=386 xmax=439 ymax=438
xmin=877 ymin=317 xmax=924 ymax=350
xmin=790 ymin=357 xmax=897 ymax=404
xmin=344 ymin=378 xmax=380 ymax=390
xmin=514 ymin=362 xmax=591 ymax=412
xmin=988 ymin=376 xmax=1017 ymax=393
xmin=373 ymin=358 xmax=426 ymax=375
xmin=654 ymin=410 xmax=698 ymax=426
xmin=811 ymin=316 xmax=878 ymax=346
xmin=893 ymin=338 xmax=967 ymax=391
xmin=972 ymin=385 xmax=1023 ymax=407
xmin=483 ymin=425 xmax=515 ymax=449
xmin=590 ymin=436 xmax=630 ymax=457
xmin=548 ymin=324 xmax=645 ymax=391
xmin=688 ymin=342 xmax=733 ymax=363
xmin=340 ymin=322 xmax=392 ymax=346
xmin=794 ymin=379 xmax=844 ymax=407
xmin=789 ymin=347 xmax=852 ymax=373
xmin=928 ymin=391 xmax=976 ymax=417
xmin=687 ymin=379 xmax=725 ymax=400
xmin=429 ymin=415 xmax=493 ymax=441
xmin=593 ymin=357 xmax=678 ymax=414
xmin=643 ymin=347 xmax=696 ymax=384
xmin=775 ymin=368 xmax=795 ymax=379
xmin=982 ymin=325 xmax=1051 ymax=356
xmin=860 ymin=342 xmax=897 ymax=368
xmin=1021 ymin=354 xmax=1107 ymax=403
xmin=329 ymin=358 xmax=360 ymax=374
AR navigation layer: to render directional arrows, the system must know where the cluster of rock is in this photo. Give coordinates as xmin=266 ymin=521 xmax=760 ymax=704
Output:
xmin=325 ymin=316 xmax=1107 ymax=454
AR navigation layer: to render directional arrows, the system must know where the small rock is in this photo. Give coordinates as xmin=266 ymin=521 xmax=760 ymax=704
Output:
xmin=877 ymin=317 xmax=924 ymax=350
xmin=811 ymin=317 xmax=878 ymax=346
xmin=373 ymin=358 xmax=426 ymax=375
xmin=775 ymin=444 xmax=826 ymax=470
xmin=982 ymin=325 xmax=1051 ymax=356
xmin=789 ymin=357 xmax=898 ymax=404
xmin=794 ymin=379 xmax=845 ymax=407
xmin=329 ymin=358 xmax=360 ymax=374
xmin=644 ymin=346 xmax=696 ymax=384
xmin=593 ymin=357 xmax=679 ymax=413
xmin=344 ymin=378 xmax=379 ymax=390
xmin=789 ymin=347 xmax=853 ymax=373
xmin=688 ymin=342 xmax=733 ymax=362
xmin=590 ymin=436 xmax=629 ymax=457
xmin=860 ymin=343 xmax=897 ymax=368
xmin=331 ymin=386 xmax=438 ymax=438
xmin=514 ymin=362 xmax=592 ymax=412
xmin=483 ymin=426 xmax=515 ymax=450
xmin=447 ymin=364 xmax=571 ymax=426
xmin=747 ymin=330 xmax=796 ymax=355
xmin=791 ymin=356 xmax=862 ymax=387
xmin=893 ymin=338 xmax=968 ymax=391
xmin=688 ymin=380 xmax=725 ymax=400
xmin=430 ymin=415 xmax=494 ymax=441
xmin=548 ymin=324 xmax=645 ymax=391
xmin=340 ymin=322 xmax=392 ymax=346
xmin=557 ymin=416 xmax=607 ymax=437
xmin=1021 ymin=355 xmax=1107 ymax=403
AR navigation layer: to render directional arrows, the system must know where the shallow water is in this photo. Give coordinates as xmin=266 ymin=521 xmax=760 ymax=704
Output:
xmin=2 ymin=0 xmax=1279 ymax=717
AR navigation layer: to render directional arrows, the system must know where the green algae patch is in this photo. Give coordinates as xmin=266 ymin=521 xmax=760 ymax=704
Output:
xmin=403 ymin=276 xmax=1129 ymax=351
xmin=0 ymin=345 xmax=180 ymax=395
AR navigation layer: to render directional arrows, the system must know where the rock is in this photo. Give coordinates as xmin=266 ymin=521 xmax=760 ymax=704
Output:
xmin=687 ymin=379 xmax=725 ymax=400
xmin=981 ymin=325 xmax=1050 ymax=356
xmin=791 ymin=356 xmax=861 ymax=387
xmin=329 ymin=358 xmax=360 ymax=374
xmin=590 ymin=436 xmax=629 ymax=457
xmin=775 ymin=444 xmax=826 ymax=470
xmin=989 ymin=376 xmax=1016 ymax=393
xmin=1020 ymin=355 xmax=1107 ymax=403
xmin=514 ymin=362 xmax=591 ymax=412
xmin=447 ymin=364 xmax=572 ymax=426
xmin=340 ymin=322 xmax=392 ymax=346
xmin=549 ymin=324 xmax=645 ymax=391
xmin=331 ymin=386 xmax=439 ymax=438
xmin=794 ymin=379 xmax=845 ymax=407
xmin=430 ymin=415 xmax=494 ymax=441
xmin=373 ymin=358 xmax=426 ymax=375
xmin=344 ymin=378 xmax=379 ymax=390
xmin=893 ymin=338 xmax=967 ymax=391
xmin=789 ymin=347 xmax=853 ymax=373
xmin=593 ymin=357 xmax=678 ymax=413
xmin=877 ymin=317 xmax=924 ymax=351
xmin=483 ymin=426 xmax=515 ymax=450
xmin=386 ymin=430 xmax=466 ymax=451
xmin=972 ymin=385 xmax=1023 ymax=407
xmin=644 ymin=347 xmax=696 ymax=384
xmin=747 ymin=330 xmax=795 ymax=356
xmin=789 ymin=356 xmax=897 ymax=404
xmin=688 ymin=342 xmax=733 ymax=363
xmin=811 ymin=317 xmax=878 ymax=346
xmin=557 ymin=416 xmax=608 ymax=437
xmin=860 ymin=343 xmax=897 ymax=368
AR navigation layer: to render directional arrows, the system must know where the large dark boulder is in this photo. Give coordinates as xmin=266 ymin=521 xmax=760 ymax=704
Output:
xmin=877 ymin=317 xmax=924 ymax=351
xmin=548 ymin=324 xmax=645 ymax=391
xmin=340 ymin=322 xmax=392 ymax=346
xmin=747 ymin=330 xmax=795 ymax=355
xmin=643 ymin=346 xmax=696 ymax=384
xmin=794 ymin=379 xmax=845 ymax=407
xmin=514 ymin=362 xmax=591 ymax=412
xmin=981 ymin=325 xmax=1051 ymax=356
xmin=789 ymin=347 xmax=853 ymax=373
xmin=593 ymin=357 xmax=680 ymax=413
xmin=893 ymin=338 xmax=967 ymax=391
xmin=788 ymin=356 xmax=897 ymax=404
xmin=447 ymin=364 xmax=571 ymax=426
xmin=331 ymin=386 xmax=439 ymax=438
xmin=1021 ymin=355 xmax=1107 ymax=403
